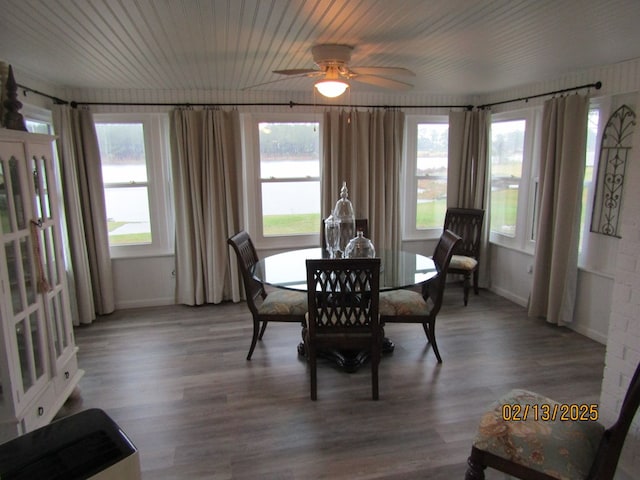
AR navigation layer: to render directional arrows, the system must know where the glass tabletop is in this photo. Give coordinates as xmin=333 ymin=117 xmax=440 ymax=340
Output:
xmin=252 ymin=247 xmax=437 ymax=291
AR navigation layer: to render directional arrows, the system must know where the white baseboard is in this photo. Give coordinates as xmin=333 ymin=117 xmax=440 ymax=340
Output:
xmin=115 ymin=296 xmax=175 ymax=310
xmin=566 ymin=323 xmax=608 ymax=345
xmin=489 ymin=286 xmax=528 ymax=307
xmin=490 ymin=287 xmax=608 ymax=345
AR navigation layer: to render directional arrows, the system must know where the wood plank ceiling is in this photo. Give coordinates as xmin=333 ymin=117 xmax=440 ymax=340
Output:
xmin=1 ymin=0 xmax=640 ymax=97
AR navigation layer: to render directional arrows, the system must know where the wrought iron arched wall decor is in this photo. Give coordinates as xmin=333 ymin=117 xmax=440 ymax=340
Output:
xmin=590 ymin=104 xmax=636 ymax=238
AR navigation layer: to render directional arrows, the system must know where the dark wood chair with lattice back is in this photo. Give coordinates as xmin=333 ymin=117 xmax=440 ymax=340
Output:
xmin=378 ymin=229 xmax=461 ymax=363
xmin=228 ymin=231 xmax=307 ymax=360
xmin=320 ymin=218 xmax=369 ymax=249
xmin=305 ymin=257 xmax=381 ymax=400
xmin=443 ymin=208 xmax=485 ymax=306
xmin=465 ymin=360 xmax=640 ymax=480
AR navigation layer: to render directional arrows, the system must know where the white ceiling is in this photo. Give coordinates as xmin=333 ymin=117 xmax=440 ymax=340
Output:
xmin=1 ymin=0 xmax=640 ymax=98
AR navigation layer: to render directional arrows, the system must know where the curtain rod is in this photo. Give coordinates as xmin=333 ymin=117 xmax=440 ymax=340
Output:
xmin=477 ymin=81 xmax=602 ymax=109
xmin=67 ymin=100 xmax=473 ymax=110
xmin=17 ymin=84 xmax=68 ymax=105
xmin=17 ymin=81 xmax=602 ymax=111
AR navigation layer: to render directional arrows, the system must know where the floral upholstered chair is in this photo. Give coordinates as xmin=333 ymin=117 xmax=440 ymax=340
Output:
xmin=228 ymin=230 xmax=307 ymax=360
xmin=465 ymin=361 xmax=640 ymax=480
xmin=378 ymin=229 xmax=461 ymax=363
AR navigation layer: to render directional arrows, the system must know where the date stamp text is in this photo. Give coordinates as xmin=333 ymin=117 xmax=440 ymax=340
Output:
xmin=501 ymin=403 xmax=599 ymax=422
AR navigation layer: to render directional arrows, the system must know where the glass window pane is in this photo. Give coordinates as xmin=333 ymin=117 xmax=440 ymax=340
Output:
xmin=262 ymin=181 xmax=320 ymax=236
xmin=104 ymin=186 xmax=152 ymax=245
xmin=96 ymin=123 xmax=148 ymax=183
xmin=416 ymin=123 xmax=448 ymax=229
xmin=96 ymin=123 xmax=152 ymax=246
xmin=259 ymin=123 xmax=320 ymax=179
xmin=20 ymin=237 xmax=36 ymax=305
xmin=259 ymin=121 xmax=320 ymax=236
xmin=580 ymin=109 xmax=600 ymax=251
xmin=26 ymin=120 xmax=51 ymax=135
xmin=30 ymin=312 xmax=44 ymax=379
xmin=0 ymin=160 xmax=9 ymax=233
xmin=9 ymin=157 xmax=26 ymax=230
xmin=6 ymin=242 xmax=23 ymax=314
xmin=16 ymin=319 xmax=32 ymax=391
xmin=490 ymin=120 xmax=525 ymax=236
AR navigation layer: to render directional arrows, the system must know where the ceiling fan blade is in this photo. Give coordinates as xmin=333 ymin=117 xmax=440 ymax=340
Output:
xmin=352 ymin=75 xmax=413 ymax=90
xmin=273 ymin=68 xmax=319 ymax=76
xmin=350 ymin=66 xmax=415 ymax=77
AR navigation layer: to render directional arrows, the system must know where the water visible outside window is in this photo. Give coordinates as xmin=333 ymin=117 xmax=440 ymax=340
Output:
xmin=95 ymin=123 xmax=152 ymax=245
xmin=490 ymin=120 xmax=525 ymax=236
xmin=259 ymin=122 xmax=320 ymax=236
xmin=416 ymin=123 xmax=448 ymax=229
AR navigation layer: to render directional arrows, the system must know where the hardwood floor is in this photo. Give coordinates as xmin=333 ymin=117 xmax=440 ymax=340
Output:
xmin=61 ymin=287 xmax=606 ymax=479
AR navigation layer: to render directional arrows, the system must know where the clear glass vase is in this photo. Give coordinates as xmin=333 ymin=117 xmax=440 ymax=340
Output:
xmin=333 ymin=181 xmax=355 ymax=256
xmin=344 ymin=231 xmax=376 ymax=258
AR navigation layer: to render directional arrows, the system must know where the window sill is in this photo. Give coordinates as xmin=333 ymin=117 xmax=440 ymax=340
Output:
xmin=109 ymin=248 xmax=174 ymax=260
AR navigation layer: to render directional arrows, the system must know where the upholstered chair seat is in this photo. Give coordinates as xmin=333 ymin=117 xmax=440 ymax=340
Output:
xmin=471 ymin=389 xmax=604 ymax=480
xmin=450 ymin=254 xmax=478 ymax=271
xmin=379 ymin=289 xmax=430 ymax=316
xmin=466 ymin=361 xmax=640 ymax=480
xmin=258 ymin=289 xmax=307 ymax=316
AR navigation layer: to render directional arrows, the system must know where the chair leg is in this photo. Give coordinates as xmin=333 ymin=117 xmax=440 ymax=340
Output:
xmin=465 ymin=453 xmax=486 ymax=480
xmin=473 ymin=269 xmax=480 ymax=295
xmin=258 ymin=320 xmax=268 ymax=339
xmin=309 ymin=346 xmax=318 ymax=401
xmin=423 ymin=320 xmax=442 ymax=363
xmin=247 ymin=317 xmax=261 ymax=360
xmin=463 ymin=272 xmax=471 ymax=306
xmin=371 ymin=346 xmax=380 ymax=401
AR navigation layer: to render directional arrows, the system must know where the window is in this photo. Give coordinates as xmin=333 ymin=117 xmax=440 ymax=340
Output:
xmin=404 ymin=116 xmax=448 ymax=239
xmin=245 ymin=114 xmax=321 ymax=247
xmin=490 ymin=119 xmax=526 ymax=237
xmin=94 ymin=114 xmax=172 ymax=257
xmin=579 ymin=108 xmax=601 ymax=251
xmin=26 ymin=119 xmax=52 ymax=135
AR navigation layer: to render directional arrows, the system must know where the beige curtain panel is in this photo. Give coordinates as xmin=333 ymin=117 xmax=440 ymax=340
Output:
xmin=52 ymin=104 xmax=115 ymax=324
xmin=321 ymin=109 xmax=404 ymax=252
xmin=448 ymin=109 xmax=491 ymax=288
xmin=528 ymin=95 xmax=589 ymax=325
xmin=170 ymin=108 xmax=243 ymax=306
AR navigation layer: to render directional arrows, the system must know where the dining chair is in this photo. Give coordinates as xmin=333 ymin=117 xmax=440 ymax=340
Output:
xmin=443 ymin=207 xmax=485 ymax=306
xmin=465 ymin=360 xmax=640 ymax=480
xmin=378 ymin=229 xmax=461 ymax=363
xmin=320 ymin=218 xmax=369 ymax=249
xmin=227 ymin=230 xmax=307 ymax=360
xmin=305 ymin=257 xmax=381 ymax=400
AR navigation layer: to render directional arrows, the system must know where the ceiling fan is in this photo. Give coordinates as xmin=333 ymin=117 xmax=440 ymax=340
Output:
xmin=253 ymin=44 xmax=415 ymax=98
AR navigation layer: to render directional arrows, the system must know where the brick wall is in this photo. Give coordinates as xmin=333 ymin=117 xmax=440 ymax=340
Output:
xmin=599 ymin=91 xmax=640 ymax=478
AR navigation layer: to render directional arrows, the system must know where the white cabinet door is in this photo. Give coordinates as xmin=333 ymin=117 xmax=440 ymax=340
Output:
xmin=0 ymin=131 xmax=83 ymax=442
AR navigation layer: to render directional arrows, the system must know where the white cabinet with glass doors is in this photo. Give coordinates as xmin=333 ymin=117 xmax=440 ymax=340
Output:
xmin=0 ymin=129 xmax=83 ymax=442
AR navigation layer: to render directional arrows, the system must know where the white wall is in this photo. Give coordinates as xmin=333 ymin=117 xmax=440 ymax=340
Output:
xmin=598 ymin=91 xmax=640 ymax=479
xmin=111 ymin=256 xmax=176 ymax=309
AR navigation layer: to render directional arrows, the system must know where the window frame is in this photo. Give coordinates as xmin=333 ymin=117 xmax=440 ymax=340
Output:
xmin=403 ymin=114 xmax=450 ymax=241
xmin=242 ymin=112 xmax=323 ymax=250
xmin=93 ymin=113 xmax=173 ymax=258
xmin=489 ymin=108 xmax=540 ymax=253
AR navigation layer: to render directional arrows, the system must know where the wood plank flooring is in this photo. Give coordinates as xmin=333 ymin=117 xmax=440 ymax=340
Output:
xmin=60 ymin=287 xmax=606 ymax=479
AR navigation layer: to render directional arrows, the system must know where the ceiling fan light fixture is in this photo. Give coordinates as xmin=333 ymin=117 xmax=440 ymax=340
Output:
xmin=314 ymin=79 xmax=349 ymax=98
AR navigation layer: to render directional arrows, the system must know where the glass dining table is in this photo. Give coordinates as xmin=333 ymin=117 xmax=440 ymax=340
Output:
xmin=252 ymin=247 xmax=438 ymax=372
xmin=252 ymin=247 xmax=437 ymax=291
